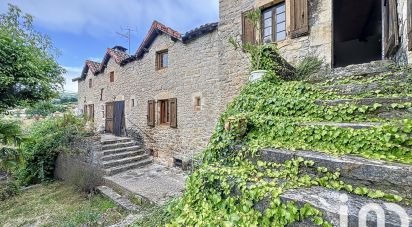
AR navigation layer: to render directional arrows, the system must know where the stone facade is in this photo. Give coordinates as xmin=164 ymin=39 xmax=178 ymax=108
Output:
xmin=77 ymin=23 xmax=221 ymax=163
xmin=76 ymin=0 xmax=412 ymax=163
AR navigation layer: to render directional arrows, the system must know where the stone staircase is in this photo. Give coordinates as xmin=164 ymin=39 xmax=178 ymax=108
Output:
xmin=255 ymin=61 xmax=412 ymax=226
xmin=100 ymin=136 xmax=153 ymax=176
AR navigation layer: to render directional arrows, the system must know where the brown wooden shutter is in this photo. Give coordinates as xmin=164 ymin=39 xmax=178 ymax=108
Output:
xmin=408 ymin=0 xmax=412 ymax=50
xmin=169 ymin=98 xmax=177 ymax=128
xmin=147 ymin=100 xmax=155 ymax=127
xmin=384 ymin=0 xmax=400 ymax=56
xmin=242 ymin=11 xmax=256 ymax=45
xmin=290 ymin=0 xmax=309 ymax=38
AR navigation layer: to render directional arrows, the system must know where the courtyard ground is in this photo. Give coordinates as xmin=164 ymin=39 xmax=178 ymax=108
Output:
xmin=0 ymin=182 xmax=125 ymax=226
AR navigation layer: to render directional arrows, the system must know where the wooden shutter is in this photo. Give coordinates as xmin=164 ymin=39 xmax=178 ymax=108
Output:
xmin=408 ymin=0 xmax=412 ymax=50
xmin=147 ymin=100 xmax=155 ymax=127
xmin=169 ymin=98 xmax=177 ymax=128
xmin=290 ymin=0 xmax=309 ymax=38
xmin=242 ymin=11 xmax=256 ymax=45
xmin=384 ymin=0 xmax=400 ymax=56
xmin=89 ymin=104 xmax=94 ymax=122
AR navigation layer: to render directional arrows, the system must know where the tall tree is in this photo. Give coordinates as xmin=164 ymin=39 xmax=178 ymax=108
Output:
xmin=0 ymin=4 xmax=65 ymax=112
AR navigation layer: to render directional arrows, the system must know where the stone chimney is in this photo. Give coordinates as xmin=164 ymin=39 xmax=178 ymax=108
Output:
xmin=112 ymin=46 xmax=128 ymax=53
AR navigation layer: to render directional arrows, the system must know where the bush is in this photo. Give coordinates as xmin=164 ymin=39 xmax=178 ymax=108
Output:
xmin=19 ymin=114 xmax=85 ymax=185
xmin=295 ymin=56 xmax=323 ymax=80
xmin=0 ymin=180 xmax=20 ymax=201
xmin=26 ymin=101 xmax=67 ymax=117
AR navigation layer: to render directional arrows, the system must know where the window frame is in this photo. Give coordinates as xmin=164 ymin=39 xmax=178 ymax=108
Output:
xmin=159 ymin=99 xmax=170 ymax=125
xmin=156 ymin=50 xmax=169 ymax=70
xmin=261 ymin=1 xmax=286 ymax=43
xmin=110 ymin=71 xmax=115 ymax=82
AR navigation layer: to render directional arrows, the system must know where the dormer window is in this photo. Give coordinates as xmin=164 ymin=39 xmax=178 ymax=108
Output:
xmin=156 ymin=50 xmax=169 ymax=70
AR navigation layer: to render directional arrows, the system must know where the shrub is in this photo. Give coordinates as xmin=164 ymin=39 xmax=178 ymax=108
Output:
xmin=0 ymin=180 xmax=20 ymax=201
xmin=295 ymin=56 xmax=323 ymax=80
xmin=26 ymin=101 xmax=67 ymax=117
xmin=19 ymin=114 xmax=85 ymax=185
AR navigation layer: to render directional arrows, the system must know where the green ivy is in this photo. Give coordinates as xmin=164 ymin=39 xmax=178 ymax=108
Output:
xmin=166 ymin=54 xmax=411 ymax=226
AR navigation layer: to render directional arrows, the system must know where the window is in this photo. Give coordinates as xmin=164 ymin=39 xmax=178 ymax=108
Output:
xmin=131 ymin=99 xmax=135 ymax=107
xmin=89 ymin=79 xmax=93 ymax=88
xmin=110 ymin=71 xmax=115 ymax=82
xmin=159 ymin=99 xmax=170 ymax=124
xmin=147 ymin=98 xmax=177 ymax=128
xmin=100 ymin=88 xmax=104 ymax=101
xmin=194 ymin=97 xmax=201 ymax=111
xmin=262 ymin=2 xmax=286 ymax=43
xmin=156 ymin=50 xmax=169 ymax=70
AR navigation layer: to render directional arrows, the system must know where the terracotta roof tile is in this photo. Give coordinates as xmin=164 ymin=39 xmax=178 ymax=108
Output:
xmin=135 ymin=21 xmax=182 ymax=58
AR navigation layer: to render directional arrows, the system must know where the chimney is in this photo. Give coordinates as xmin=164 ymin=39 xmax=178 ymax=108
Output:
xmin=112 ymin=46 xmax=128 ymax=53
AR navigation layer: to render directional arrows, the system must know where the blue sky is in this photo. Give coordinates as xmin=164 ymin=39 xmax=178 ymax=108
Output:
xmin=0 ymin=1 xmax=219 ymax=92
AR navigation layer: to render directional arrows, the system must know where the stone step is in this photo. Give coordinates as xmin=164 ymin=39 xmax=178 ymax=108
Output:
xmin=102 ymin=154 xmax=150 ymax=169
xmin=300 ymin=122 xmax=382 ymax=129
xmin=102 ymin=141 xmax=137 ymax=151
xmin=102 ymin=145 xmax=143 ymax=157
xmin=105 ymin=159 xmax=153 ymax=176
xmin=101 ymin=138 xmax=132 ymax=145
xmin=257 ymin=148 xmax=412 ymax=200
xmin=102 ymin=149 xmax=145 ymax=162
xmin=309 ymin=60 xmax=394 ymax=83
xmin=97 ymin=186 xmax=139 ymax=212
xmin=272 ymin=187 xmax=412 ymax=226
xmin=316 ymin=97 xmax=412 ymax=119
xmin=316 ymin=97 xmax=412 ymax=107
xmin=323 ymin=79 xmax=411 ymax=96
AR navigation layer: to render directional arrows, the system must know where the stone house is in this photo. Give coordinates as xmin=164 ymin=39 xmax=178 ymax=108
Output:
xmin=74 ymin=21 xmax=221 ymax=163
xmin=74 ymin=0 xmax=412 ymax=164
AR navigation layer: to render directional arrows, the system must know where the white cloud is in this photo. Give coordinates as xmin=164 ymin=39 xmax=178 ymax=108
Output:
xmin=1 ymin=0 xmax=219 ymax=36
xmin=62 ymin=66 xmax=82 ymax=92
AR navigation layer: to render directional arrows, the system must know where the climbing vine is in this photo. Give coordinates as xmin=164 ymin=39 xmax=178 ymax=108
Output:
xmin=164 ymin=49 xmax=411 ymax=226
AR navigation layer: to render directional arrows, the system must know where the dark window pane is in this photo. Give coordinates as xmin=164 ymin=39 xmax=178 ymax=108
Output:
xmin=264 ymin=36 xmax=272 ymax=43
xmin=276 ymin=31 xmax=286 ymax=41
xmin=277 ymin=22 xmax=286 ymax=32
xmin=162 ymin=53 xmax=168 ymax=67
xmin=277 ymin=12 xmax=286 ymax=22
xmin=277 ymin=3 xmax=285 ymax=13
xmin=264 ymin=18 xmax=272 ymax=27
xmin=264 ymin=27 xmax=272 ymax=37
xmin=263 ymin=9 xmax=272 ymax=19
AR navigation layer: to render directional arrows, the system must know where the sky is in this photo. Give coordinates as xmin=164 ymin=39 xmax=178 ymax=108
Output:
xmin=0 ymin=1 xmax=219 ymax=92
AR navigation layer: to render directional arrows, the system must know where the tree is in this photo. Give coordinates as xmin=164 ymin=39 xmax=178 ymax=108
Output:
xmin=0 ymin=4 xmax=65 ymax=113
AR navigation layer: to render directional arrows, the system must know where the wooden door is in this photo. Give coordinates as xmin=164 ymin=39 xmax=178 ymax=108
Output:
xmin=113 ymin=101 xmax=125 ymax=137
xmin=105 ymin=102 xmax=114 ymax=133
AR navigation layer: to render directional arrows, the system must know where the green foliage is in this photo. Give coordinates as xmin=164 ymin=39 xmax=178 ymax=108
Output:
xmin=133 ymin=201 xmax=177 ymax=227
xmin=0 ymin=180 xmax=20 ymax=201
xmin=167 ymin=64 xmax=411 ymax=225
xmin=25 ymin=101 xmax=67 ymax=117
xmin=18 ymin=114 xmax=86 ymax=185
xmin=296 ymin=56 xmax=323 ymax=80
xmin=0 ymin=4 xmax=65 ymax=112
xmin=0 ymin=119 xmax=22 ymax=145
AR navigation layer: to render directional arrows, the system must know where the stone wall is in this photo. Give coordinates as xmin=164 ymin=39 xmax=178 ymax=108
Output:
xmin=77 ymin=31 xmax=221 ymax=164
xmin=218 ymin=0 xmax=332 ymax=105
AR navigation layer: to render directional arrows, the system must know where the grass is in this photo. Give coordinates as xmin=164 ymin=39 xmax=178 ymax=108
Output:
xmin=0 ymin=181 xmax=125 ymax=227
